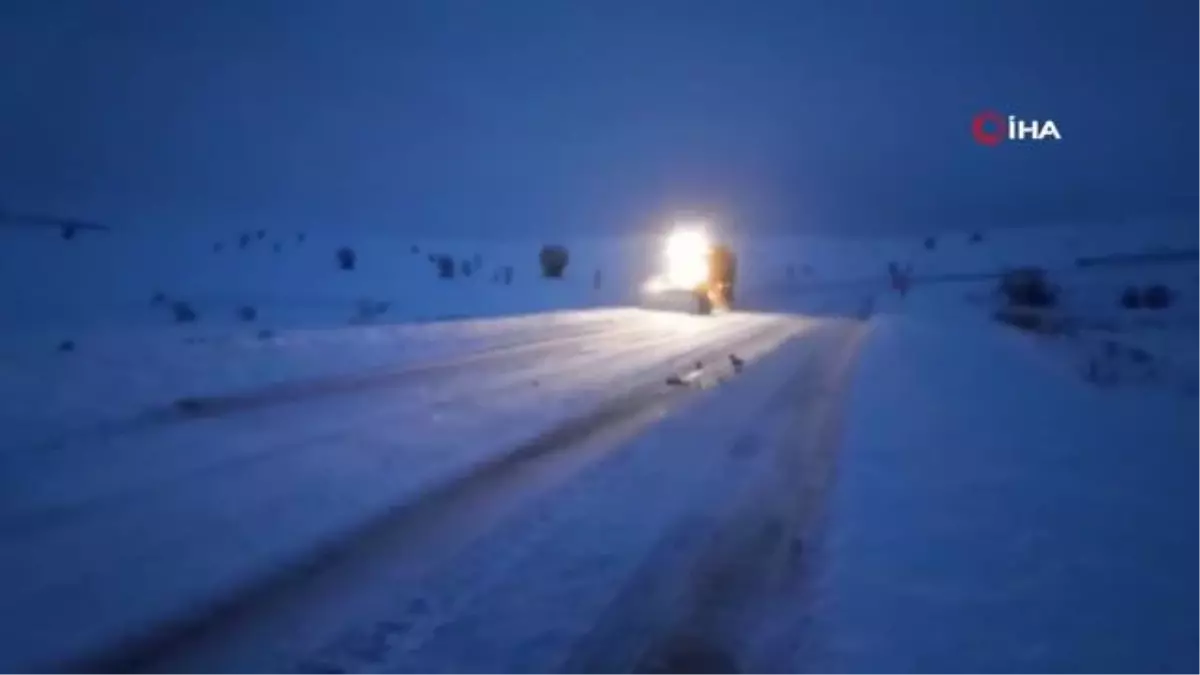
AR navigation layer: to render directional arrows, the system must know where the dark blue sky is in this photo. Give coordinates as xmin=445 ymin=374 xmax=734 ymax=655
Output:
xmin=0 ymin=0 xmax=1195 ymax=236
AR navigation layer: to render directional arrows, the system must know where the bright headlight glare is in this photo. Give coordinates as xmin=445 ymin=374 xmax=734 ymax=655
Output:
xmin=663 ymin=227 xmax=711 ymax=289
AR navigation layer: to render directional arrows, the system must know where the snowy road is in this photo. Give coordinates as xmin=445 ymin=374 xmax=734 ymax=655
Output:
xmin=0 ymin=308 xmax=867 ymax=672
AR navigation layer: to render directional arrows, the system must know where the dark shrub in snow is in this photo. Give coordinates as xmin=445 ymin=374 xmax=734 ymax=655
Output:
xmin=993 ymin=309 xmax=1060 ymax=331
xmin=924 ymin=236 xmax=936 ymax=250
xmin=257 ymin=329 xmax=275 ymax=340
xmin=237 ymin=305 xmax=257 ymax=322
xmin=994 ymin=308 xmax=1044 ymax=332
xmin=1142 ymin=284 xmax=1172 ymax=310
xmin=411 ymin=244 xmax=419 ymax=254
xmin=58 ymin=339 xmax=75 ymax=352
xmin=256 ymin=229 xmax=266 ymax=240
xmin=1120 ymin=286 xmax=1141 ymax=309
xmin=150 ymin=291 xmax=168 ymax=306
xmin=461 ymin=259 xmax=473 ymax=276
xmin=297 ymin=232 xmax=306 ymax=243
xmin=646 ymin=635 xmax=739 ymax=674
xmin=337 ymin=247 xmax=357 ymax=271
xmin=539 ymin=245 xmax=569 ymax=278
xmin=969 ymin=231 xmax=983 ymax=243
xmin=1103 ymin=340 xmax=1120 ymax=359
xmin=171 ymin=300 xmax=198 ymax=323
xmin=352 ymin=298 xmax=391 ymax=322
xmin=272 ymin=242 xmax=282 ymax=253
xmin=998 ymin=267 xmax=1056 ymax=308
xmin=1128 ymin=346 xmax=1152 ymax=364
xmin=436 ymin=255 xmax=455 ymax=279
xmin=239 ymin=233 xmax=251 ymax=249
xmin=61 ymin=225 xmax=76 ymax=240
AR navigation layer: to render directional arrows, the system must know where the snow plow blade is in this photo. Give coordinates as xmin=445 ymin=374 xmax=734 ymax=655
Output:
xmin=639 ymin=288 xmax=732 ymax=315
xmin=640 ymin=288 xmax=710 ymax=314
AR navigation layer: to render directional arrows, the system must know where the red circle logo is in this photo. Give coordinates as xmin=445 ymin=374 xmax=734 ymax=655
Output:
xmin=972 ymin=111 xmax=1006 ymax=146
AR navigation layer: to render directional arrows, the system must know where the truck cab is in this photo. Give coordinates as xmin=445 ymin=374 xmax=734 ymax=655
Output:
xmin=641 ymin=225 xmax=737 ymax=315
xmin=703 ymin=244 xmax=737 ymax=313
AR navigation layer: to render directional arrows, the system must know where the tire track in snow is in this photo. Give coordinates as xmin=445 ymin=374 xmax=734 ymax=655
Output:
xmin=628 ymin=320 xmax=871 ymax=673
xmin=15 ymin=312 xmax=686 ymax=455
xmin=1 ymin=309 xmax=643 ymax=452
xmin=66 ymin=318 xmax=806 ymax=674
xmin=167 ymin=314 xmax=693 ymax=418
xmin=556 ymin=322 xmax=865 ymax=673
xmin=306 ymin=326 xmax=847 ymax=674
xmin=3 ymin=314 xmax=794 ymax=672
xmin=1 ymin=313 xmax=772 ymax=523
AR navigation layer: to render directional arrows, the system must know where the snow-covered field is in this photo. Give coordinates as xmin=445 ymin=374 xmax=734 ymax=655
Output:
xmin=6 ymin=217 xmax=1191 ymax=335
xmin=752 ymin=314 xmax=1197 ymax=673
xmin=0 ymin=227 xmax=660 ymax=338
xmin=0 ymin=218 xmax=1194 ymax=672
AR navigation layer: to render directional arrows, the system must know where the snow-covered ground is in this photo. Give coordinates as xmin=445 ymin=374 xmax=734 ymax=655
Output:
xmin=0 ymin=227 xmax=660 ymax=338
xmin=0 ymin=308 xmax=811 ymax=671
xmin=750 ymin=314 xmax=1197 ymax=673
xmin=149 ymin=319 xmax=865 ymax=674
xmin=0 ymin=309 xmax=724 ymax=451
xmin=1 ymin=218 xmax=1194 ymax=672
xmin=5 ymin=217 xmax=1191 ymax=338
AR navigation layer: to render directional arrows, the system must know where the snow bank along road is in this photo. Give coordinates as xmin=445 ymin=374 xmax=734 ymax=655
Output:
xmin=0 ymin=307 xmax=867 ymax=672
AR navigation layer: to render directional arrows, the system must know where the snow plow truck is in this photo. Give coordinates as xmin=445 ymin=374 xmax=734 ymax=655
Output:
xmin=640 ymin=225 xmax=737 ymax=315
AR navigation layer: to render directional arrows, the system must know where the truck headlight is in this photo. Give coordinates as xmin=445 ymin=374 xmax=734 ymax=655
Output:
xmin=663 ymin=226 xmax=711 ymax=289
